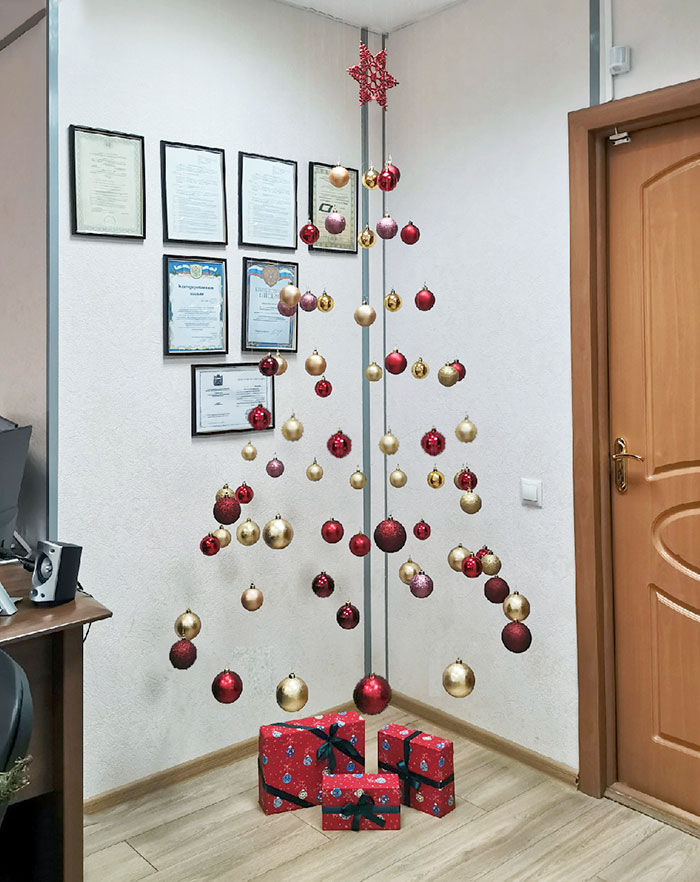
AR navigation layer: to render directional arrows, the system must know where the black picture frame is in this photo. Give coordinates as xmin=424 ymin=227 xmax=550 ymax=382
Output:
xmin=238 ymin=151 xmax=297 ymax=250
xmin=191 ymin=363 xmax=275 ymax=437
xmin=241 ymin=257 xmax=299 ymax=353
xmin=163 ymin=255 xmax=228 ymax=357
xmin=69 ymin=124 xmax=146 ymax=239
xmin=308 ymin=161 xmax=359 ymax=254
xmin=160 ymin=140 xmax=228 ymax=245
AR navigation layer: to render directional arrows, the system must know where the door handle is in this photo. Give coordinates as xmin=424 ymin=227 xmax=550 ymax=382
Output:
xmin=611 ymin=437 xmax=644 ymax=493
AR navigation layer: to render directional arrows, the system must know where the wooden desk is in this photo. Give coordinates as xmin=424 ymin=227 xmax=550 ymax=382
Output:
xmin=0 ymin=563 xmax=111 ymax=881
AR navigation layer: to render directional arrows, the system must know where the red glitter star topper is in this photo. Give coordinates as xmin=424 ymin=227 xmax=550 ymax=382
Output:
xmin=347 ymin=42 xmax=398 ymax=110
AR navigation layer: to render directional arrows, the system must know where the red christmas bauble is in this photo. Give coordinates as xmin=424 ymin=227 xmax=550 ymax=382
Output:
xmin=384 ymin=349 xmax=407 ymax=375
xmin=400 ymin=222 xmax=420 ymax=245
xmin=502 ymin=621 xmax=532 ymax=653
xmin=414 ymin=286 xmax=435 ymax=311
xmin=258 ymin=354 xmax=278 ymax=376
xmin=455 ymin=468 xmax=478 ymax=490
xmin=299 ymin=221 xmax=320 ymax=245
xmin=213 ymin=497 xmax=241 ymax=525
xmin=451 ymin=359 xmax=466 ymax=381
xmin=235 ymin=482 xmax=254 ymax=504
xmin=327 ymin=430 xmax=352 ymax=458
xmin=413 ymin=520 xmax=431 ymax=540
xmin=377 ymin=168 xmax=398 ymax=191
xmin=321 ymin=518 xmax=345 ymax=544
xmin=421 ymin=428 xmax=446 ymax=456
xmin=484 ymin=576 xmax=510 ymax=604
xmin=315 ymin=378 xmax=333 ymax=398
xmin=336 ymin=602 xmax=360 ymax=629
xmin=385 ymin=161 xmax=401 ymax=182
xmin=312 ymin=571 xmax=335 ymax=597
xmin=169 ymin=639 xmax=197 ymax=669
xmin=373 ymin=517 xmax=407 ymax=553
xmin=409 ymin=571 xmax=434 ymax=598
xmin=461 ymin=554 xmax=482 ymax=578
xmin=211 ymin=669 xmax=243 ymax=703
xmin=200 ymin=534 xmax=221 ymax=556
xmin=248 ymin=404 xmax=272 ymax=430
xmin=353 ymin=673 xmax=392 ymax=715
xmin=475 ymin=546 xmax=490 ymax=561
xmin=349 ymin=532 xmax=371 ymax=557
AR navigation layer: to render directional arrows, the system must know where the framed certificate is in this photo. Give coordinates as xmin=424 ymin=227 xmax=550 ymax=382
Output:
xmin=191 ymin=363 xmax=275 ymax=436
xmin=69 ymin=124 xmax=145 ymax=238
xmin=161 ymin=141 xmax=227 ymax=245
xmin=242 ymin=257 xmax=298 ymax=353
xmin=163 ymin=256 xmax=228 ymax=356
xmin=309 ymin=161 xmax=358 ymax=253
xmin=238 ymin=152 xmax=297 ymax=250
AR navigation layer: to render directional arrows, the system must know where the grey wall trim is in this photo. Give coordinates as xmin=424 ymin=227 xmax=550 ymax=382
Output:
xmin=381 ymin=32 xmax=389 ymax=680
xmin=589 ymin=0 xmax=601 ymax=106
xmin=47 ymin=0 xmax=58 ymax=539
xmin=0 ymin=8 xmax=46 ymax=54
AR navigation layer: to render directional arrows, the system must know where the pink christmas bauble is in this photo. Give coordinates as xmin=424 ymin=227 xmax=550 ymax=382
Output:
xmin=376 ymin=215 xmax=398 ymax=239
xmin=421 ymin=428 xmax=446 ymax=456
xmin=349 ymin=532 xmax=371 ymax=557
xmin=353 ymin=673 xmax=391 ymax=715
xmin=277 ymin=300 xmax=297 ymax=317
xmin=409 ymin=571 xmax=434 ymax=598
xmin=321 ymin=518 xmax=344 ymax=544
xmin=384 ymin=349 xmax=407 ymax=374
xmin=414 ymin=286 xmax=435 ymax=311
xmin=299 ymin=291 xmax=317 ymax=312
xmin=324 ymin=211 xmax=346 ymax=235
xmin=336 ymin=602 xmax=360 ymax=629
xmin=266 ymin=457 xmax=285 ymax=478
xmin=299 ymin=221 xmax=320 ymax=245
xmin=400 ymin=222 xmax=420 ymax=245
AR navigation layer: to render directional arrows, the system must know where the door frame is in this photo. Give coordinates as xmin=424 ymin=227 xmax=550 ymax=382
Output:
xmin=569 ymin=77 xmax=700 ymax=799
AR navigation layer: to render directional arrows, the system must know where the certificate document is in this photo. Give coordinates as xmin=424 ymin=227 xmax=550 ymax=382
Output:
xmin=162 ymin=142 xmax=227 ymax=244
xmin=239 ymin=153 xmax=297 ymax=249
xmin=70 ymin=126 xmax=145 ymax=238
xmin=242 ymin=258 xmax=298 ymax=352
xmin=191 ymin=364 xmax=274 ymax=435
xmin=310 ymin=162 xmax=358 ymax=252
xmin=164 ymin=256 xmax=228 ymax=355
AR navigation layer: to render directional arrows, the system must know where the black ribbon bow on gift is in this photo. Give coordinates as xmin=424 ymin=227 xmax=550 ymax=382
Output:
xmin=322 ymin=792 xmax=400 ymax=831
xmin=273 ymin=721 xmax=365 ymax=773
xmin=378 ymin=729 xmax=455 ymax=805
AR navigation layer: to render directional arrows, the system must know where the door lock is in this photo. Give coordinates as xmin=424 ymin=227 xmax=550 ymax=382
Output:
xmin=611 ymin=437 xmax=643 ymax=493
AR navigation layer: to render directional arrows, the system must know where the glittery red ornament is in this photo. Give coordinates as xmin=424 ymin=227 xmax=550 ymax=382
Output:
xmin=484 ymin=576 xmax=510 ymax=604
xmin=336 ymin=601 xmax=360 ymax=629
xmin=235 ymin=482 xmax=254 ymax=504
xmin=258 ymin=354 xmax=278 ymax=376
xmin=413 ymin=519 xmax=431 ymax=540
xmin=378 ymin=168 xmax=398 ymax=191
xmin=400 ymin=222 xmax=420 ymax=245
xmin=502 ymin=621 xmax=532 ymax=653
xmin=312 ymin=571 xmax=335 ymax=597
xmin=409 ymin=571 xmax=434 ymax=598
xmin=455 ymin=468 xmax=478 ymax=490
xmin=327 ymin=430 xmax=352 ymax=458
xmin=461 ymin=554 xmax=482 ymax=578
xmin=321 ymin=518 xmax=345 ymax=544
xmin=299 ymin=221 xmax=320 ymax=245
xmin=248 ymin=404 xmax=272 ymax=430
xmin=211 ymin=669 xmax=243 ymax=704
xmin=451 ymin=359 xmax=466 ymax=381
xmin=315 ymin=377 xmax=333 ymax=398
xmin=373 ymin=517 xmax=407 ymax=553
xmin=414 ymin=286 xmax=435 ymax=311
xmin=349 ymin=532 xmax=371 ymax=557
xmin=475 ymin=546 xmax=490 ymax=561
xmin=385 ymin=161 xmax=401 ymax=182
xmin=384 ymin=349 xmax=407 ymax=374
xmin=213 ymin=497 xmax=241 ymax=525
xmin=353 ymin=673 xmax=392 ymax=715
xmin=347 ymin=42 xmax=398 ymax=110
xmin=169 ymin=639 xmax=197 ymax=669
xmin=200 ymin=534 xmax=221 ymax=556
xmin=421 ymin=428 xmax=446 ymax=456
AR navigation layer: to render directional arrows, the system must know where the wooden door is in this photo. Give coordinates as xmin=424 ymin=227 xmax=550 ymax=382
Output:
xmin=608 ymin=115 xmax=700 ymax=816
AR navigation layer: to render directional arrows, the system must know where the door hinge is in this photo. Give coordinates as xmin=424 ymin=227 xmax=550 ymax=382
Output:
xmin=609 ymin=127 xmax=631 ymax=146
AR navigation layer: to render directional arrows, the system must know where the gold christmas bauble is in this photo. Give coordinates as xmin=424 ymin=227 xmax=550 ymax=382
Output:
xmin=438 ymin=364 xmax=459 ymax=387
xmin=279 ymin=284 xmax=301 ymax=308
xmin=241 ymin=441 xmax=257 ymax=461
xmin=389 ymin=467 xmax=407 ymax=487
xmin=241 ymin=584 xmax=263 ymax=611
xmin=354 ymin=301 xmax=376 ymax=327
xmin=175 ymin=609 xmax=201 ymax=640
xmin=358 ymin=225 xmax=376 ymax=249
xmin=460 ymin=491 xmax=482 ymax=514
xmin=379 ymin=431 xmax=399 ymax=455
xmin=305 ymin=349 xmax=327 ymax=376
xmin=276 ymin=672 xmax=309 ymax=713
xmin=362 ymin=166 xmax=379 ymax=189
xmin=349 ymin=469 xmax=367 ymax=490
xmin=503 ymin=592 xmax=530 ymax=622
xmin=212 ymin=526 xmax=231 ymax=548
xmin=216 ymin=483 xmax=234 ymax=500
xmin=274 ymin=353 xmax=288 ymax=376
xmin=455 ymin=416 xmax=478 ymax=443
xmin=236 ymin=518 xmax=260 ymax=546
xmin=263 ymin=515 xmax=294 ymax=549
xmin=365 ymin=361 xmax=383 ymax=382
xmin=399 ymin=558 xmax=422 ymax=585
xmin=481 ymin=552 xmax=501 ymax=576
xmin=411 ymin=358 xmax=429 ymax=379
xmin=281 ymin=414 xmax=304 ymax=441
xmin=317 ymin=291 xmax=334 ymax=312
xmin=384 ymin=289 xmax=402 ymax=312
xmin=427 ymin=469 xmax=445 ymax=489
xmin=442 ymin=658 xmax=475 ymax=698
xmin=306 ymin=459 xmax=323 ymax=481
xmin=329 ymin=164 xmax=350 ymax=188
xmin=448 ymin=544 xmax=472 ymax=572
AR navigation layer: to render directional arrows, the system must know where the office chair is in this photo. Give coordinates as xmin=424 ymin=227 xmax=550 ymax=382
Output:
xmin=0 ymin=649 xmax=32 ymax=827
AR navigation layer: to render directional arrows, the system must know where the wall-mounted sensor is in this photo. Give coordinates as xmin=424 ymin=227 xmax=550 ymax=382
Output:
xmin=520 ymin=478 xmax=543 ymax=508
xmin=609 ymin=45 xmax=631 ymax=76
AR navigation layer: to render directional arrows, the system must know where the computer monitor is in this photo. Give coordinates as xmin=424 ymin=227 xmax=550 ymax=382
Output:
xmin=0 ymin=419 xmax=32 ymax=553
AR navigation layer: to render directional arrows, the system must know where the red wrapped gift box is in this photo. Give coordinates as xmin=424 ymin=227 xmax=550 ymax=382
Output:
xmin=258 ymin=711 xmax=365 ymax=815
xmin=322 ymin=773 xmax=401 ymax=831
xmin=377 ymin=724 xmax=455 ymax=818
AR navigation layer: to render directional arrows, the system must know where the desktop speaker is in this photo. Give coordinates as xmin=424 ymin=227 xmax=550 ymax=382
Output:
xmin=30 ymin=541 xmax=82 ymax=606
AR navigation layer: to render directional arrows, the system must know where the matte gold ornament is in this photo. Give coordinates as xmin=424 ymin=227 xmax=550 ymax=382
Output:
xmin=175 ymin=609 xmax=201 ymax=640
xmin=481 ymin=552 xmax=501 ymax=575
xmin=216 ymin=484 xmax=234 ymax=501
xmin=281 ymin=414 xmax=304 ymax=441
xmin=362 ymin=166 xmax=379 ymax=189
xmin=274 ymin=352 xmax=288 ymax=376
xmin=365 ymin=361 xmax=383 ymax=382
xmin=349 ymin=469 xmax=367 ymax=490
xmin=236 ymin=518 xmax=261 ymax=546
xmin=448 ymin=544 xmax=472 ymax=572
xmin=263 ymin=514 xmax=294 ymax=549
xmin=389 ymin=466 xmax=407 ymax=487
xmin=317 ymin=290 xmax=334 ymax=312
xmin=305 ymin=349 xmax=327 ymax=376
xmin=379 ymin=430 xmax=399 ymax=455
xmin=358 ymin=225 xmax=376 ymax=249
xmin=503 ymin=592 xmax=530 ymax=622
xmin=411 ymin=358 xmax=429 ymax=379
xmin=384 ymin=289 xmax=402 ymax=312
xmin=455 ymin=416 xmax=478 ymax=443
xmin=241 ymin=583 xmax=263 ymax=611
xmin=399 ymin=558 xmax=422 ymax=585
xmin=427 ymin=469 xmax=445 ymax=489
xmin=354 ymin=301 xmax=376 ymax=327
xmin=442 ymin=658 xmax=475 ymax=698
xmin=460 ymin=490 xmax=482 ymax=514
xmin=279 ymin=284 xmax=301 ymax=308
xmin=306 ymin=459 xmax=324 ymax=482
xmin=276 ymin=672 xmax=309 ymax=713
xmin=438 ymin=363 xmax=459 ymax=387
xmin=241 ymin=441 xmax=257 ymax=461
xmin=329 ymin=164 xmax=350 ymax=188
xmin=212 ymin=526 xmax=231 ymax=548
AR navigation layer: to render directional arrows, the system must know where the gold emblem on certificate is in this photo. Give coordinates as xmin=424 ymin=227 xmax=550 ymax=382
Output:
xmin=262 ymin=265 xmax=280 ymax=287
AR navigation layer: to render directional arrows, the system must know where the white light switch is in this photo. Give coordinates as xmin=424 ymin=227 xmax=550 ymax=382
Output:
xmin=521 ymin=478 xmax=542 ymax=507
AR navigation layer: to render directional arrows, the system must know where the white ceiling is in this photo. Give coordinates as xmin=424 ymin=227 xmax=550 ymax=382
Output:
xmin=0 ymin=0 xmax=43 ymax=43
xmin=276 ymin=0 xmax=464 ymax=33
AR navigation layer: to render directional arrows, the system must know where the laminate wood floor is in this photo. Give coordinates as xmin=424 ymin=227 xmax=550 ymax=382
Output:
xmin=84 ymin=706 xmax=700 ymax=881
